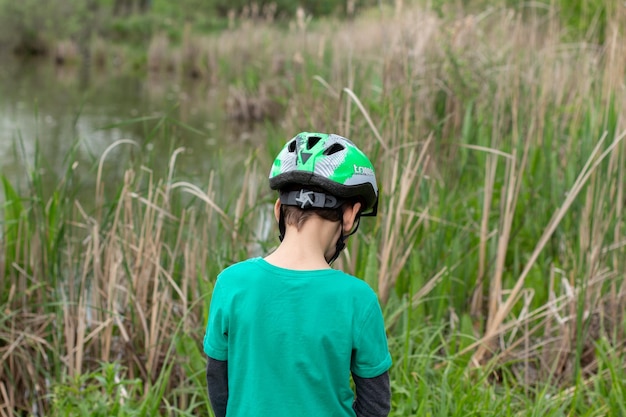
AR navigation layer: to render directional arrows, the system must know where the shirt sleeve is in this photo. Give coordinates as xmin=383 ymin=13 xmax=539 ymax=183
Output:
xmin=203 ymin=279 xmax=229 ymax=360
xmin=351 ymin=298 xmax=392 ymax=378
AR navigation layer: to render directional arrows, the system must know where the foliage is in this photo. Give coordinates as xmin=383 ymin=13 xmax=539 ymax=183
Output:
xmin=556 ymin=0 xmax=612 ymax=41
xmin=0 ymin=0 xmax=101 ymax=54
xmin=503 ymin=0 xmax=616 ymax=42
xmin=47 ymin=363 xmax=143 ymax=417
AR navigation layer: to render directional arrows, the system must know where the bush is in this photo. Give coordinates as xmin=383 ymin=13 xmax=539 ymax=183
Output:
xmin=0 ymin=0 xmax=102 ymax=55
xmin=47 ymin=363 xmax=143 ymax=417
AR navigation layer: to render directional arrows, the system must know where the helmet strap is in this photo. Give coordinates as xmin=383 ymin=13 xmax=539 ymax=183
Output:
xmin=278 ymin=204 xmax=286 ymax=242
xmin=326 ymin=211 xmax=363 ymax=265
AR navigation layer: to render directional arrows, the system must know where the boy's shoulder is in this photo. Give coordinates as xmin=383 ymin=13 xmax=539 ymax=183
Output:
xmin=217 ymin=258 xmax=376 ymax=296
xmin=218 ymin=257 xmax=261 ymax=277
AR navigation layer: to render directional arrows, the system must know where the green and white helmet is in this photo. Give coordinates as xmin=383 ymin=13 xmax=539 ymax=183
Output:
xmin=269 ymin=132 xmax=378 ymax=216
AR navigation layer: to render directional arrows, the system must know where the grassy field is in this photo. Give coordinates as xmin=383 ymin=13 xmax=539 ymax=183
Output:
xmin=2 ymin=1 xmax=626 ymax=416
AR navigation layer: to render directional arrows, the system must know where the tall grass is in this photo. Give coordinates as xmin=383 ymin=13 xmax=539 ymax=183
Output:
xmin=1 ymin=1 xmax=626 ymax=415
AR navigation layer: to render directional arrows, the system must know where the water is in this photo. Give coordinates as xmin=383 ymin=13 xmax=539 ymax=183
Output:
xmin=0 ymin=57 xmax=268 ymax=205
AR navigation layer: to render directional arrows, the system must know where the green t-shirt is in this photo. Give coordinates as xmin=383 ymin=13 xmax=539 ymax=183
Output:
xmin=203 ymin=257 xmax=392 ymax=417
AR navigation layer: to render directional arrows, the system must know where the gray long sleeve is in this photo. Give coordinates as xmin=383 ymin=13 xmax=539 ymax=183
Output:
xmin=352 ymin=371 xmax=391 ymax=417
xmin=206 ymin=357 xmax=228 ymax=417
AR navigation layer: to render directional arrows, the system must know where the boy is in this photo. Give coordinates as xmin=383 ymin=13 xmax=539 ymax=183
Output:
xmin=204 ymin=132 xmax=392 ymax=417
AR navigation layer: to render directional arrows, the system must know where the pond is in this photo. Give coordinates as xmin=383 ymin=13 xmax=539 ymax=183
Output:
xmin=0 ymin=56 xmax=269 ymax=208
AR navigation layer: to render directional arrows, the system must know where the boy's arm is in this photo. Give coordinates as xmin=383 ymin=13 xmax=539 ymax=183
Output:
xmin=206 ymin=357 xmax=228 ymax=417
xmin=352 ymin=371 xmax=391 ymax=417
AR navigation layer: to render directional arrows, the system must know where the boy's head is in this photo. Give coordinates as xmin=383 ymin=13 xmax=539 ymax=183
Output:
xmin=268 ymin=132 xmax=378 ymax=263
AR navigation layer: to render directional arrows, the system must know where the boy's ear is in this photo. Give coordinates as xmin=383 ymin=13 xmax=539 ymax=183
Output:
xmin=343 ymin=201 xmax=362 ymax=232
xmin=274 ymin=198 xmax=282 ymax=222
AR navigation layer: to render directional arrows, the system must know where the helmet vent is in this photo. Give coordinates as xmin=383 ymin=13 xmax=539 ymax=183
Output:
xmin=307 ymin=136 xmax=322 ymax=149
xmin=287 ymin=140 xmax=297 ymax=152
xmin=324 ymin=143 xmax=345 ymax=155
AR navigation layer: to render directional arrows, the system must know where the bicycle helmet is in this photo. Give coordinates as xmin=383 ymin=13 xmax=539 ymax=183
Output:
xmin=269 ymin=132 xmax=378 ymax=215
xmin=268 ymin=132 xmax=379 ymax=264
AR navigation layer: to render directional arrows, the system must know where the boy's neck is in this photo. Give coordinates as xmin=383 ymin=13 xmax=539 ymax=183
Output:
xmin=264 ymin=217 xmax=340 ymax=270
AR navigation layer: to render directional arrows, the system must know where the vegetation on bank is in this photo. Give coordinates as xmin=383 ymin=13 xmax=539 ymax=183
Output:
xmin=2 ymin=0 xmax=626 ymax=416
xmin=0 ymin=0 xmax=621 ymax=67
xmin=0 ymin=0 xmax=368 ymax=58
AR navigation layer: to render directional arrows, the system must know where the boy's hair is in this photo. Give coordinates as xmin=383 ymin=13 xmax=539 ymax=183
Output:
xmin=282 ymin=205 xmax=342 ymax=230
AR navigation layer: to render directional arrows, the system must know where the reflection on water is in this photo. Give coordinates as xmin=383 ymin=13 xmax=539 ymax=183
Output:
xmin=0 ymin=57 xmax=270 ymax=208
